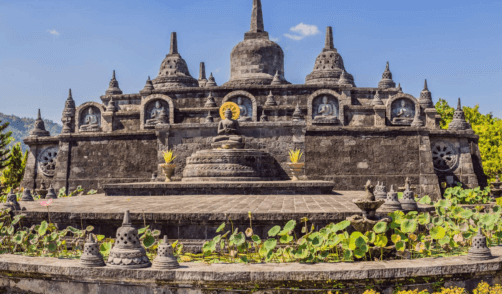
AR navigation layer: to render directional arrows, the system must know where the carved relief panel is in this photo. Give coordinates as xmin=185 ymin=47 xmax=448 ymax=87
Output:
xmin=390 ymin=98 xmax=415 ymax=126
xmin=312 ymin=95 xmax=340 ymax=124
xmin=229 ymin=97 xmax=253 ymax=122
xmin=145 ymin=100 xmax=169 ymax=128
xmin=38 ymin=146 xmax=59 ymax=177
xmin=79 ymin=106 xmax=102 ymax=132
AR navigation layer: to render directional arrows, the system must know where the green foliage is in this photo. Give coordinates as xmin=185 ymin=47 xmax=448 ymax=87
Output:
xmin=435 ymin=99 xmax=502 ymax=182
xmin=0 ymin=143 xmax=28 ymax=193
xmin=444 ymin=183 xmax=491 ymax=204
xmin=0 ymin=119 xmax=12 ymax=170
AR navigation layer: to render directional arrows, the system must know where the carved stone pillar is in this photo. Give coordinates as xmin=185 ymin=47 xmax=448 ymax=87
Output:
xmin=373 ymin=105 xmax=386 ymax=127
xmin=419 ymin=136 xmax=441 ymax=200
xmin=425 ymin=108 xmax=440 ymax=129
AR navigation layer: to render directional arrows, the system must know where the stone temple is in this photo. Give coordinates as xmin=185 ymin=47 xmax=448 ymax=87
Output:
xmin=21 ymin=0 xmax=486 ymax=200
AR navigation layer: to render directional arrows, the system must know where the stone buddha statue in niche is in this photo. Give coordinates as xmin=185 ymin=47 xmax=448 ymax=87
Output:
xmin=80 ymin=108 xmax=101 ymax=132
xmin=236 ymin=97 xmax=252 ymax=122
xmin=314 ymin=96 xmax=338 ymax=123
xmin=146 ymin=101 xmax=167 ymax=126
xmin=212 ymin=108 xmax=244 ymax=149
xmin=392 ymin=100 xmax=414 ymax=124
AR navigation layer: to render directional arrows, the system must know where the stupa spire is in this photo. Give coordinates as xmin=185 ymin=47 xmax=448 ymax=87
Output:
xmin=68 ymin=88 xmax=73 ymax=100
xmin=457 ymin=97 xmax=462 ymax=110
xmin=378 ymin=61 xmax=396 ymax=89
xmin=448 ymin=98 xmax=471 ymax=131
xmin=418 ymin=79 xmax=433 ymax=108
xmin=324 ymin=26 xmax=334 ymax=50
xmin=250 ymin=0 xmax=264 ymax=33
xmin=37 ymin=109 xmax=41 ymax=120
xmin=169 ymin=32 xmax=178 ymax=55
xmin=199 ymin=62 xmax=206 ymax=80
xmin=423 ymin=79 xmax=429 ymax=91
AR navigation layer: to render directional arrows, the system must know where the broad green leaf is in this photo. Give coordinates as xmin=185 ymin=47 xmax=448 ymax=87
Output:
xmin=216 ymin=223 xmax=225 ymax=233
xmin=418 ymin=195 xmax=432 ymax=205
xmin=142 ymin=235 xmax=156 ymax=248
xmin=436 ymin=199 xmax=451 ymax=209
xmin=365 ymin=231 xmax=376 ymax=243
xmin=401 ymin=219 xmax=418 ymax=234
xmin=251 ymin=235 xmax=262 ymax=244
xmin=280 ymin=235 xmax=293 ymax=244
xmin=391 ymin=234 xmax=401 ymax=244
xmin=7 ymin=226 xmax=14 ymax=235
xmin=439 ymin=236 xmax=450 ymax=246
xmin=354 ymin=237 xmax=366 ymax=248
xmin=86 ymin=226 xmax=94 ymax=232
xmin=38 ymin=221 xmax=48 ymax=236
xmin=99 ymin=242 xmax=112 ymax=255
xmin=233 ymin=232 xmax=245 ymax=246
xmin=374 ymin=234 xmax=388 ymax=247
xmin=263 ymin=239 xmax=277 ymax=251
xmin=282 ymin=220 xmax=296 ymax=233
xmin=96 ymin=235 xmax=105 ymax=242
xmin=395 ymin=241 xmax=406 ymax=252
xmin=430 ymin=226 xmax=446 ymax=240
xmin=47 ymin=241 xmax=57 ymax=253
xmin=333 ymin=220 xmax=351 ymax=232
xmin=373 ymin=222 xmax=388 ymax=233
xmin=354 ymin=248 xmax=366 ymax=259
xmin=137 ymin=226 xmax=149 ymax=234
xmin=268 ymin=226 xmax=281 ymax=237
xmin=343 ymin=249 xmax=353 ymax=261
xmin=418 ymin=213 xmax=431 ymax=225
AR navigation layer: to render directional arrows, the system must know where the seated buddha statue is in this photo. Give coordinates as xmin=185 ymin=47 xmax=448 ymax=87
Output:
xmin=212 ymin=108 xmax=244 ymax=149
xmin=392 ymin=100 xmax=414 ymax=124
xmin=146 ymin=101 xmax=167 ymax=126
xmin=80 ymin=108 xmax=101 ymax=132
xmin=236 ymin=97 xmax=252 ymax=122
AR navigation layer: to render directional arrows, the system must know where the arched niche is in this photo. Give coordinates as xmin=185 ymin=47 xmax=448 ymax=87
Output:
xmin=307 ymin=89 xmax=344 ymax=125
xmin=221 ymin=91 xmax=257 ymax=122
xmin=76 ymin=102 xmax=105 ymax=133
xmin=386 ymin=93 xmax=420 ymax=126
xmin=140 ymin=94 xmax=175 ymax=129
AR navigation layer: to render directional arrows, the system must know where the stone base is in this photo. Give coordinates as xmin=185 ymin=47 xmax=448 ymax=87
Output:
xmin=104 ymin=181 xmax=335 ymax=196
xmin=313 ymin=117 xmax=340 ymax=125
xmin=210 ymin=141 xmax=245 ymax=149
xmin=183 ymin=149 xmax=285 ymax=181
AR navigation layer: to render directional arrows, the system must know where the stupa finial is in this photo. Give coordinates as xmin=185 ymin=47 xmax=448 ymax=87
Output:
xmin=122 ymin=210 xmax=132 ymax=226
xmin=423 ymin=79 xmax=428 ymax=91
xmin=457 ymin=97 xmax=462 ymax=110
xmin=325 ymin=26 xmax=334 ymax=50
xmin=37 ymin=109 xmax=41 ymax=120
xmin=250 ymin=0 xmax=264 ymax=33
xmin=68 ymin=88 xmax=73 ymax=99
xmin=199 ymin=62 xmax=206 ymax=80
xmin=112 ymin=70 xmax=116 ymax=79
xmin=169 ymin=32 xmax=178 ymax=55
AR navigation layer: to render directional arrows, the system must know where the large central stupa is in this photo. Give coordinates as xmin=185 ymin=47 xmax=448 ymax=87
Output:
xmin=224 ymin=0 xmax=289 ymax=86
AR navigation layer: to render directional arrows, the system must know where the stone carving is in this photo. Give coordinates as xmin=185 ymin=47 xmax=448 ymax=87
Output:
xmin=400 ymin=178 xmax=418 ymax=211
xmin=418 ymin=79 xmax=433 ymax=108
xmin=448 ymin=98 xmax=471 ymax=131
xmin=153 ymin=32 xmax=199 ymax=89
xmin=230 ymin=97 xmax=252 ymax=122
xmin=371 ymin=91 xmax=384 ymax=106
xmin=3 ymin=190 xmax=21 ymax=211
xmin=204 ymin=92 xmax=217 ymax=108
xmin=348 ymin=180 xmax=388 ymax=233
xmin=206 ymin=73 xmax=217 ymax=87
xmin=204 ymin=111 xmax=214 ymax=123
xmin=431 ymin=142 xmax=459 ymax=172
xmin=396 ymin=83 xmax=403 ymax=93
xmin=264 ymin=91 xmax=277 ymax=106
xmin=152 ymin=235 xmax=180 ymax=269
xmin=105 ymin=96 xmax=118 ymax=113
xmin=107 ymin=210 xmax=151 ymax=269
xmin=105 ymin=70 xmax=123 ymax=95
xmin=378 ymin=61 xmax=396 ymax=89
xmin=391 ymin=99 xmax=415 ymax=125
xmin=378 ymin=185 xmax=402 ymax=213
xmin=467 ymin=228 xmax=492 ymax=261
xmin=20 ymin=189 xmax=34 ymax=202
xmin=61 ymin=89 xmax=76 ymax=134
xmin=292 ymin=103 xmax=303 ymax=122
xmin=260 ymin=109 xmax=268 ymax=122
xmin=313 ymin=96 xmax=339 ymax=124
xmin=30 ymin=109 xmax=50 ymax=137
xmin=38 ymin=146 xmax=58 ymax=177
xmin=212 ymin=108 xmax=244 ymax=149
xmin=80 ymin=107 xmax=102 ymax=132
xmin=80 ymin=234 xmax=106 ymax=267
xmin=338 ymin=70 xmax=352 ymax=87
xmin=45 ymin=184 xmax=57 ymax=199
xmin=198 ymin=62 xmax=208 ymax=87
xmin=145 ymin=101 xmax=168 ymax=127
xmin=374 ymin=182 xmax=387 ymax=200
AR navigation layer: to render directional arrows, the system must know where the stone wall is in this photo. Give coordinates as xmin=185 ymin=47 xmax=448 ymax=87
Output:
xmin=0 ymin=251 xmax=501 ymax=294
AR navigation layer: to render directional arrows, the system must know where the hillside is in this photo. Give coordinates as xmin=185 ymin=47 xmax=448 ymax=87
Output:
xmin=0 ymin=113 xmax=62 ymax=152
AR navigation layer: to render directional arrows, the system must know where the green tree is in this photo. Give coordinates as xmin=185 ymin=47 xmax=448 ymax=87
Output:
xmin=0 ymin=120 xmax=12 ymax=169
xmin=0 ymin=143 xmax=28 ymax=193
xmin=435 ymin=99 xmax=502 ymax=182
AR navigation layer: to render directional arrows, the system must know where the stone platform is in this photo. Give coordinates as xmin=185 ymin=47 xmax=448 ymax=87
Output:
xmin=17 ymin=193 xmax=432 ymax=247
xmin=103 ymin=181 xmax=335 ymax=196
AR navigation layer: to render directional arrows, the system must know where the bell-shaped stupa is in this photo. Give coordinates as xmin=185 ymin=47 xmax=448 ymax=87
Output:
xmin=225 ymin=0 xmax=289 ymax=86
xmin=305 ymin=27 xmax=355 ymax=86
xmin=153 ymin=32 xmax=199 ymax=89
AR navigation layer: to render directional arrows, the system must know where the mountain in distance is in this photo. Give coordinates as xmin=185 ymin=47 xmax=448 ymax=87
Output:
xmin=0 ymin=112 xmax=62 ymax=152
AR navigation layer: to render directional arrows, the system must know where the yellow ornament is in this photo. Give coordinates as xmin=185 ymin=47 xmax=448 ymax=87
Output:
xmin=219 ymin=102 xmax=240 ymax=120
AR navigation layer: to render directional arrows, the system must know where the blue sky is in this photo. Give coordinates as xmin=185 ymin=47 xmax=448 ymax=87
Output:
xmin=0 ymin=0 xmax=501 ymax=122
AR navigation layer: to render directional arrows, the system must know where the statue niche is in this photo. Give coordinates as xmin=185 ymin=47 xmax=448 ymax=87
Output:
xmin=230 ymin=97 xmax=252 ymax=122
xmin=312 ymin=95 xmax=339 ymax=124
xmin=145 ymin=100 xmax=169 ymax=127
xmin=212 ymin=108 xmax=244 ymax=149
xmin=391 ymin=99 xmax=415 ymax=125
xmin=79 ymin=107 xmax=102 ymax=132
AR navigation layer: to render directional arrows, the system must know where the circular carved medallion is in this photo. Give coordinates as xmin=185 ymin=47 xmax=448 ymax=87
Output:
xmin=219 ymin=102 xmax=240 ymax=120
xmin=431 ymin=142 xmax=459 ymax=172
xmin=38 ymin=146 xmax=59 ymax=177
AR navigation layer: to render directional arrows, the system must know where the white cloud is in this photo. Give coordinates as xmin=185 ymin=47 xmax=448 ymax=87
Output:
xmin=270 ymin=36 xmax=280 ymax=42
xmin=284 ymin=23 xmax=320 ymax=41
xmin=47 ymin=29 xmax=60 ymax=36
xmin=213 ymin=67 xmax=221 ymax=74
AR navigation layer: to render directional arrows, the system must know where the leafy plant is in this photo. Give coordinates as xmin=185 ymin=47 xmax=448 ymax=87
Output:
xmin=288 ymin=148 xmax=303 ymax=163
xmin=162 ymin=149 xmax=177 ymax=164
xmin=443 ymin=183 xmax=491 ymax=205
xmin=0 ymin=142 xmax=27 ymax=193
